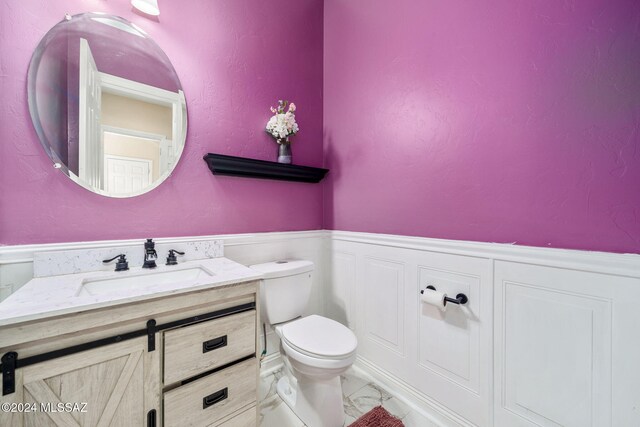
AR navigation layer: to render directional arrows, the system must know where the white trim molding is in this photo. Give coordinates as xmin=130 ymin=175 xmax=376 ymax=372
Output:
xmin=329 ymin=230 xmax=640 ymax=278
xmin=4 ymin=230 xmax=637 ymax=274
xmin=259 ymin=352 xmax=283 ymax=377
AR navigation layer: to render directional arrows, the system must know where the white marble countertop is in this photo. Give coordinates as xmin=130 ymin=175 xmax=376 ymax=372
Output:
xmin=0 ymin=257 xmax=262 ymax=327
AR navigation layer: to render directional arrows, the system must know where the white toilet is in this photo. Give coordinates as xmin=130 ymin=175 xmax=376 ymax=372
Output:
xmin=249 ymin=260 xmax=357 ymax=427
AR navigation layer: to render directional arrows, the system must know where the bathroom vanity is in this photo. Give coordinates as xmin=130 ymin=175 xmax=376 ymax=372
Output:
xmin=0 ymin=257 xmax=262 ymax=427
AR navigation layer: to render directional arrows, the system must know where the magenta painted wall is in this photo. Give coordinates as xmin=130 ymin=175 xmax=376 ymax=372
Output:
xmin=2 ymin=1 xmax=639 ymax=254
xmin=324 ymin=0 xmax=640 ymax=253
xmin=0 ymin=0 xmax=324 ymax=244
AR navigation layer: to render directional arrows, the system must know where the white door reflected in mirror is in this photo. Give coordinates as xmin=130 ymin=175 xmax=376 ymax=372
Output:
xmin=78 ymin=38 xmax=103 ymax=190
xmin=77 ymin=38 xmax=184 ymax=197
xmin=28 ymin=13 xmax=187 ymax=198
xmin=105 ymin=155 xmax=151 ymax=195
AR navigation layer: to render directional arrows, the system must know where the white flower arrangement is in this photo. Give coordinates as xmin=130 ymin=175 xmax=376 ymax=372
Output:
xmin=266 ymin=100 xmax=299 ymax=144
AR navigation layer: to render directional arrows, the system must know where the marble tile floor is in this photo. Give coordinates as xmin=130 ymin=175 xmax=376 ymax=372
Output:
xmin=259 ymin=367 xmax=439 ymax=427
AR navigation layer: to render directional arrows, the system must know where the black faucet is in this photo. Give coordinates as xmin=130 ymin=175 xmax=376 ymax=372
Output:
xmin=143 ymin=239 xmax=158 ymax=269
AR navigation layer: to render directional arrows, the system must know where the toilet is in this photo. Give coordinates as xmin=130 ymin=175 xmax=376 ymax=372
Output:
xmin=249 ymin=260 xmax=357 ymax=427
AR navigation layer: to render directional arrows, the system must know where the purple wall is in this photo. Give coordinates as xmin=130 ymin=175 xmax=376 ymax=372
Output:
xmin=0 ymin=0 xmax=324 ymax=244
xmin=324 ymin=0 xmax=640 ymax=254
xmin=1 ymin=1 xmax=638 ymax=254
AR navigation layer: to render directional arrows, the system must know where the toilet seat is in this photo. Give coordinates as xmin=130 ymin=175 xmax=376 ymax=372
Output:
xmin=281 ymin=338 xmax=357 ymax=372
xmin=280 ymin=315 xmax=357 ymax=360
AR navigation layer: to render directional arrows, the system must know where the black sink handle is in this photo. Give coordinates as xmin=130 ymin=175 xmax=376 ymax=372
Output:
xmin=103 ymin=254 xmax=126 ymax=263
xmin=102 ymin=254 xmax=129 ymax=271
xmin=166 ymin=249 xmax=186 ymax=266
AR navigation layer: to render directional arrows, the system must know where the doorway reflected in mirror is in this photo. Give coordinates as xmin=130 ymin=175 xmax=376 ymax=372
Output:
xmin=28 ymin=13 xmax=187 ymax=197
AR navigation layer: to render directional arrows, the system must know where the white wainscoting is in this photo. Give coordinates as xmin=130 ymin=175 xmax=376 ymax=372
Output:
xmin=327 ymin=231 xmax=640 ymax=427
xmin=3 ymin=229 xmax=640 ymax=426
xmin=329 ymin=232 xmax=493 ymax=426
xmin=0 ymin=230 xmax=326 ymax=358
xmin=494 ymin=261 xmax=639 ymax=427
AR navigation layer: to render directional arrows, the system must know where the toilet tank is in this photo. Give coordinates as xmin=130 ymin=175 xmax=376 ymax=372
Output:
xmin=249 ymin=260 xmax=314 ymax=325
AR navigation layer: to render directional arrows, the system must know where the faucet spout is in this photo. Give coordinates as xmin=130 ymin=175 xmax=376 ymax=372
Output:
xmin=143 ymin=238 xmax=158 ymax=269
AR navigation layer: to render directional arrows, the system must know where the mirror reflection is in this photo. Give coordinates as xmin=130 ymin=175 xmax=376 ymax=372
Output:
xmin=28 ymin=13 xmax=187 ymax=197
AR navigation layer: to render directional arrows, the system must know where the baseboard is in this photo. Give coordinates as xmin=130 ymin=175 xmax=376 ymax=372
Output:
xmin=353 ymin=356 xmax=477 ymax=427
xmin=259 ymin=352 xmax=477 ymax=426
xmin=260 ymin=352 xmax=283 ymax=376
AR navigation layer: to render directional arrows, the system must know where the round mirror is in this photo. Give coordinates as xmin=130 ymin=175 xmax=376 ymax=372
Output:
xmin=28 ymin=13 xmax=187 ymax=197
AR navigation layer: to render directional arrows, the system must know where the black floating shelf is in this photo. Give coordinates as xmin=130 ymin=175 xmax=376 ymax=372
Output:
xmin=204 ymin=153 xmax=329 ymax=183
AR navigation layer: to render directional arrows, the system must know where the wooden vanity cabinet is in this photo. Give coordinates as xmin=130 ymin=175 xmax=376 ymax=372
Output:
xmin=3 ymin=337 xmax=157 ymax=427
xmin=0 ymin=281 xmax=260 ymax=427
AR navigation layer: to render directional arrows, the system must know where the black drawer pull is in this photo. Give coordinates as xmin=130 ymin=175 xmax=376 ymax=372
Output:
xmin=203 ymin=335 xmax=227 ymax=353
xmin=203 ymin=387 xmax=228 ymax=409
xmin=147 ymin=409 xmax=156 ymax=427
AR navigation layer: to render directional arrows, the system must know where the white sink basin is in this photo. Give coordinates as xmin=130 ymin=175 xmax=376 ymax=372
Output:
xmin=77 ymin=266 xmax=215 ymax=296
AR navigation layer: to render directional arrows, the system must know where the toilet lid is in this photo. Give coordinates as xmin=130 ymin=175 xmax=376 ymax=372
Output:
xmin=281 ymin=315 xmax=357 ymax=358
xmin=249 ymin=259 xmax=313 ymax=279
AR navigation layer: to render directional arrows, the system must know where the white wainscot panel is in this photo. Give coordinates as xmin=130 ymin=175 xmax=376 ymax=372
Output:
xmin=504 ymin=283 xmax=610 ymax=427
xmin=495 ymin=261 xmax=640 ymax=427
xmin=410 ymin=254 xmax=492 ymax=427
xmin=327 ymin=251 xmax=357 ymax=330
xmin=418 ymin=268 xmax=480 ymax=392
xmin=363 ymin=256 xmax=405 ymax=355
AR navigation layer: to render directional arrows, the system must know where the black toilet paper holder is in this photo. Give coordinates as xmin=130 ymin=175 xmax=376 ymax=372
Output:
xmin=420 ymin=285 xmax=468 ymax=306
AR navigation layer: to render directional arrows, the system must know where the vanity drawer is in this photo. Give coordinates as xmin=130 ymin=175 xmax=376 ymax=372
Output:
xmin=212 ymin=405 xmax=257 ymax=427
xmin=163 ymin=358 xmax=257 ymax=427
xmin=164 ymin=310 xmax=256 ymax=384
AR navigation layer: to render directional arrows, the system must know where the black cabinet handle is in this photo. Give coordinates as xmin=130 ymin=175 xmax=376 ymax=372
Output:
xmin=147 ymin=409 xmax=156 ymax=427
xmin=203 ymin=335 xmax=227 ymax=353
xmin=203 ymin=387 xmax=228 ymax=409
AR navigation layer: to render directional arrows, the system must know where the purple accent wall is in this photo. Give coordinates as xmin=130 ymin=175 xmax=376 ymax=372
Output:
xmin=0 ymin=0 xmax=324 ymax=245
xmin=1 ymin=1 xmax=638 ymax=254
xmin=323 ymin=0 xmax=640 ymax=254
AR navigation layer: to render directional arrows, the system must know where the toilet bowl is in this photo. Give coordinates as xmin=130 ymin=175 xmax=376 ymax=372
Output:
xmin=276 ymin=315 xmax=357 ymax=427
xmin=249 ymin=261 xmax=358 ymax=427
